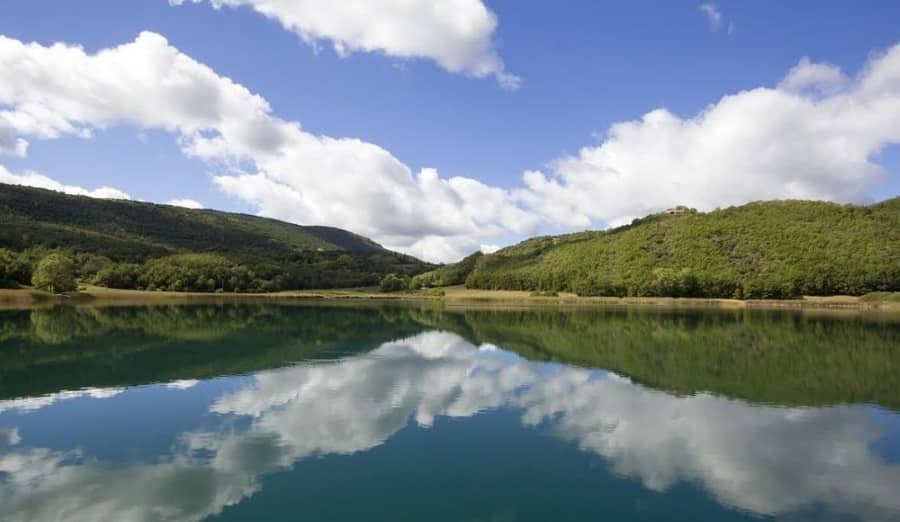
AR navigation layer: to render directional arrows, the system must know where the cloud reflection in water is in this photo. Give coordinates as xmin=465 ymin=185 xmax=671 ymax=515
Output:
xmin=0 ymin=331 xmax=897 ymax=521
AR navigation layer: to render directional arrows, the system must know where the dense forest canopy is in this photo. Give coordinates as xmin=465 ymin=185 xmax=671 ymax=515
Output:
xmin=420 ymin=198 xmax=900 ymax=298
xmin=410 ymin=251 xmax=483 ymax=289
xmin=0 ymin=183 xmax=432 ymax=292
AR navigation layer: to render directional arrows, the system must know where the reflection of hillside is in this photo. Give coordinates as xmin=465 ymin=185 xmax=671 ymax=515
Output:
xmin=0 ymin=305 xmax=428 ymax=399
xmin=1 ymin=332 xmax=898 ymax=522
xmin=418 ymin=308 xmax=900 ymax=410
xmin=196 ymin=332 xmax=900 ymax=520
xmin=1 ymin=304 xmax=898 ymax=410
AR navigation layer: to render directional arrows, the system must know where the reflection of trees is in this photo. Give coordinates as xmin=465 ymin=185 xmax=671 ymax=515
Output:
xmin=1 ymin=304 xmax=899 ymax=409
xmin=0 ymin=305 xmax=430 ymax=399
xmin=423 ymin=308 xmax=900 ymax=410
xmin=1 ymin=331 xmax=898 ymax=522
xmin=30 ymin=307 xmax=98 ymax=344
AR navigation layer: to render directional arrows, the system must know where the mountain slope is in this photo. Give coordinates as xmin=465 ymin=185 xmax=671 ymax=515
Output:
xmin=459 ymin=199 xmax=900 ymax=298
xmin=0 ymin=183 xmax=385 ymax=260
xmin=0 ymin=183 xmax=430 ymax=290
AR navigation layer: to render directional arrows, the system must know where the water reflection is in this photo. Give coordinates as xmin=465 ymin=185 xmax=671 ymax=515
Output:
xmin=1 ymin=330 xmax=898 ymax=521
xmin=2 ymin=305 xmax=897 ymax=409
xmin=0 ymin=387 xmax=124 ymax=413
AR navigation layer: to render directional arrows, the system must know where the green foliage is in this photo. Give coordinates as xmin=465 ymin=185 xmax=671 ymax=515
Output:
xmin=0 ymin=183 xmax=433 ymax=291
xmin=380 ymin=273 xmax=410 ymax=292
xmin=88 ymin=252 xmax=423 ymax=293
xmin=0 ymin=248 xmax=30 ymax=288
xmin=0 ymin=249 xmax=17 ymax=288
xmin=31 ymin=253 xmax=78 ymax=293
xmin=74 ymin=253 xmax=111 ymax=280
xmin=410 ymin=252 xmax=483 ymax=288
xmin=861 ymin=292 xmax=900 ymax=303
xmin=464 ymin=199 xmax=900 ymax=298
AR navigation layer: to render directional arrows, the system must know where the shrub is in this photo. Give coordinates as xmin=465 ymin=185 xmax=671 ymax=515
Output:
xmin=0 ymin=248 xmax=29 ymax=288
xmin=32 ymin=253 xmax=78 ymax=293
xmin=380 ymin=273 xmax=408 ymax=292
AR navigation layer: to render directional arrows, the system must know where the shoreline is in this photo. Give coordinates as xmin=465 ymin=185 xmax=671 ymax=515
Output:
xmin=1 ymin=285 xmax=898 ymax=313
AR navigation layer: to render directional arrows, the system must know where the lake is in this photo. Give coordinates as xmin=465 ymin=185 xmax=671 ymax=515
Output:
xmin=0 ymin=303 xmax=898 ymax=521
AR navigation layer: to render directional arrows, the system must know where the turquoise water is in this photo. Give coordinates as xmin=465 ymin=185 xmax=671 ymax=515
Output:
xmin=0 ymin=304 xmax=898 ymax=521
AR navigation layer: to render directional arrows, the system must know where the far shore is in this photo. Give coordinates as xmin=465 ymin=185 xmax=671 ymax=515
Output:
xmin=1 ymin=284 xmax=898 ymax=314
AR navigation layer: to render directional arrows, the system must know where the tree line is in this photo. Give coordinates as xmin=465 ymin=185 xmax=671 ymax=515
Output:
xmin=0 ymin=247 xmax=426 ymax=293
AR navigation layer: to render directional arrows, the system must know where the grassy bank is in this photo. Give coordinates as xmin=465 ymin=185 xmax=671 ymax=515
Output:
xmin=434 ymin=287 xmax=900 ymax=315
xmin=2 ymin=285 xmax=899 ymax=312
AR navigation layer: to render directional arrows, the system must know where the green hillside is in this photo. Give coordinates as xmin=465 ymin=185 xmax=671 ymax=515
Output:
xmin=0 ymin=183 xmax=431 ymax=291
xmin=410 ymin=251 xmax=483 ymax=288
xmin=461 ymin=199 xmax=900 ymax=298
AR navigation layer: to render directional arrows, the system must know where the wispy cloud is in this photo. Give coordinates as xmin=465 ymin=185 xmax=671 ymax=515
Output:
xmin=699 ymin=3 xmax=723 ymax=31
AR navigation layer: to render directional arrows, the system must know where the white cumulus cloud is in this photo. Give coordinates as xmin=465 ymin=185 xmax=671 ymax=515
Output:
xmin=167 ymin=198 xmax=204 ymax=209
xmin=0 ymin=118 xmax=28 ymax=157
xmin=1 ymin=31 xmax=898 ymax=262
xmin=518 ymin=44 xmax=900 ymax=229
xmin=0 ymin=32 xmax=532 ymax=262
xmin=778 ymin=56 xmax=849 ymax=96
xmin=168 ymin=0 xmax=519 ymax=89
xmin=0 ymin=165 xmax=130 ymax=200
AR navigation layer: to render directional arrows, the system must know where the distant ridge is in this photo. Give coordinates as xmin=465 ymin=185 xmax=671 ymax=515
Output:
xmin=0 ymin=183 xmax=392 ymax=259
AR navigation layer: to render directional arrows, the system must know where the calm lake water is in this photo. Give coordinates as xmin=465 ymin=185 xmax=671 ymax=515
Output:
xmin=0 ymin=303 xmax=899 ymax=521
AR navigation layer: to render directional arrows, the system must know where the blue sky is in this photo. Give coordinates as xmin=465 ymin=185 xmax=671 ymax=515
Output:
xmin=0 ymin=1 xmax=898 ymax=261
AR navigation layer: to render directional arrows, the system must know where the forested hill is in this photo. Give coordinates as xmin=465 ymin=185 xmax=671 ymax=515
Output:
xmin=0 ymin=183 xmax=384 ymax=258
xmin=0 ymin=183 xmax=431 ymax=291
xmin=448 ymin=199 xmax=899 ymax=299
